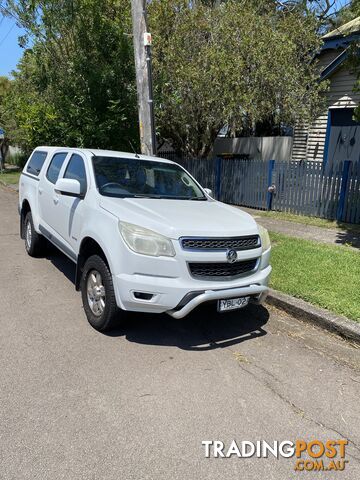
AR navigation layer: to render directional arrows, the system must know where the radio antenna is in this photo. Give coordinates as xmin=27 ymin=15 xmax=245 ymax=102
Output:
xmin=129 ymin=140 xmax=140 ymax=158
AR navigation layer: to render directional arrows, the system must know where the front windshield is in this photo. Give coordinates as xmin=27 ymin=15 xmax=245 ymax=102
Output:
xmin=92 ymin=156 xmax=206 ymax=200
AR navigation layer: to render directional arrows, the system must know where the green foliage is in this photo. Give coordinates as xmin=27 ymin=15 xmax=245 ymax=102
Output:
xmin=0 ymin=76 xmax=11 ymax=101
xmin=2 ymin=0 xmax=329 ymax=157
xmin=0 ymin=76 xmax=13 ymax=168
xmin=0 ymin=76 xmax=12 ymax=137
xmin=150 ymin=0 xmax=328 ymax=157
xmin=1 ymin=0 xmax=138 ymax=155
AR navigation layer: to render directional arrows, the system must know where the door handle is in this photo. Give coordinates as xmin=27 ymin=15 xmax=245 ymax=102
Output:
xmin=39 ymin=187 xmax=43 ymax=195
xmin=53 ymin=195 xmax=59 ymax=205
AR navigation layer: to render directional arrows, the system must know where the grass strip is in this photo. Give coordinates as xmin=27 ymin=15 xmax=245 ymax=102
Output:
xmin=269 ymin=232 xmax=360 ymax=322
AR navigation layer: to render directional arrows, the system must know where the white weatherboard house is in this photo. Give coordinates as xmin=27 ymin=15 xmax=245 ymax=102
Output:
xmin=292 ymin=17 xmax=360 ymax=166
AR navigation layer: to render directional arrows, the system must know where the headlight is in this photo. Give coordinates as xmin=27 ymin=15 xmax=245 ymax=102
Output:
xmin=119 ymin=221 xmax=176 ymax=257
xmin=258 ymin=224 xmax=271 ymax=252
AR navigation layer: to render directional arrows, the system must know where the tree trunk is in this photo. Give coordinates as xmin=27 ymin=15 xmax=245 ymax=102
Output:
xmin=0 ymin=139 xmax=9 ymax=170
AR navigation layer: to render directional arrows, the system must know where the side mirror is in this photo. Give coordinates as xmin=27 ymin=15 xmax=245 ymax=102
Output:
xmin=55 ymin=178 xmax=82 ymax=198
xmin=203 ymin=188 xmax=213 ymax=198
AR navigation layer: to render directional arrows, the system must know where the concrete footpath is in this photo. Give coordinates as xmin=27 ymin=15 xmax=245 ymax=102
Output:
xmin=240 ymin=207 xmax=360 ymax=249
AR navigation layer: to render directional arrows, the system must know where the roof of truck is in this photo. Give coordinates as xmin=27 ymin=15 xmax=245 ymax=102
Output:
xmin=34 ymin=146 xmax=175 ymax=165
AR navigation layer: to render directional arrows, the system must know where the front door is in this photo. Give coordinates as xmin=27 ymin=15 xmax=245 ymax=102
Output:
xmin=55 ymin=153 xmax=88 ymax=255
xmin=326 ymin=108 xmax=360 ymax=167
xmin=38 ymin=151 xmax=69 ymax=237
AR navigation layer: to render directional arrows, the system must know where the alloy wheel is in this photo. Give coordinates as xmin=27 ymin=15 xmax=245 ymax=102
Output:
xmin=86 ymin=269 xmax=106 ymax=316
xmin=25 ymin=220 xmax=32 ymax=250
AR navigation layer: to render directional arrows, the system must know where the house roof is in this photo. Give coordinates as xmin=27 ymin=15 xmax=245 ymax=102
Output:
xmin=317 ymin=17 xmax=360 ymax=81
xmin=323 ymin=16 xmax=360 ymax=40
xmin=320 ymin=48 xmax=348 ymax=80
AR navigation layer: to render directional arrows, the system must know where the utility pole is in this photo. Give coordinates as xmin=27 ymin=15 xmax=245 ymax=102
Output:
xmin=131 ymin=0 xmax=156 ymax=156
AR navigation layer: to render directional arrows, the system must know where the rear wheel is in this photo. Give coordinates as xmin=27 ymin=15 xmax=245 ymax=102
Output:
xmin=24 ymin=211 xmax=45 ymax=257
xmin=80 ymin=254 xmax=120 ymax=331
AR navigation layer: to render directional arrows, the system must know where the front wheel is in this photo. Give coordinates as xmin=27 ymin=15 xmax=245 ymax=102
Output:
xmin=80 ymin=254 xmax=121 ymax=331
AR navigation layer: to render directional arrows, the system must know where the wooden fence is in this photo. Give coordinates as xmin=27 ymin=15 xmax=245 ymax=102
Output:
xmin=159 ymin=153 xmax=360 ymax=224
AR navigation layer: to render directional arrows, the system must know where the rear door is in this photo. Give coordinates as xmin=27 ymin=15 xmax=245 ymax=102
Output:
xmin=20 ymin=149 xmax=48 ymax=219
xmin=38 ymin=151 xmax=69 ymax=236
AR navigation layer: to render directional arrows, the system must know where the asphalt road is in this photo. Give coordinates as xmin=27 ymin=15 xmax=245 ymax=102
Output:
xmin=1 ymin=185 xmax=360 ymax=480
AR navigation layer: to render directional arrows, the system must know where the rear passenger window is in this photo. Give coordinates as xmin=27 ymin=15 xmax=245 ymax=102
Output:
xmin=26 ymin=151 xmax=47 ymax=176
xmin=64 ymin=154 xmax=87 ymax=193
xmin=46 ymin=152 xmax=67 ymax=184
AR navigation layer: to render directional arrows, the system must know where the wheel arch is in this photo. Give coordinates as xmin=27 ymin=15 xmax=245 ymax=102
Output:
xmin=75 ymin=236 xmax=111 ymax=291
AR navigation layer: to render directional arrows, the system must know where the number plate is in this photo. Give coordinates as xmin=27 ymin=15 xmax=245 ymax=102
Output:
xmin=218 ymin=296 xmax=250 ymax=312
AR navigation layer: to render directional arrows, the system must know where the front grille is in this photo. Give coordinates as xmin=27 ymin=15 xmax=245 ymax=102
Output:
xmin=181 ymin=235 xmax=260 ymax=251
xmin=189 ymin=258 xmax=258 ymax=279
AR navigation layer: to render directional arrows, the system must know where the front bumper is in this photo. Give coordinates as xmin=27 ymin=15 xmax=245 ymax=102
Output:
xmin=112 ymin=247 xmax=271 ymax=317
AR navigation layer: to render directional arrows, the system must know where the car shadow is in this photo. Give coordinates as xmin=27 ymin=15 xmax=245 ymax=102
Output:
xmin=45 ymin=248 xmax=270 ymax=351
xmin=45 ymin=245 xmax=77 ymax=284
xmin=108 ymin=303 xmax=269 ymax=351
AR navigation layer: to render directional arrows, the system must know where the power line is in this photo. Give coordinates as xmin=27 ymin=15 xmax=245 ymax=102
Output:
xmin=0 ymin=21 xmax=15 ymax=47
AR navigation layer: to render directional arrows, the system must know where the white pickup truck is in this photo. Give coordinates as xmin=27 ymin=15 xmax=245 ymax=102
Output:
xmin=19 ymin=147 xmax=271 ymax=331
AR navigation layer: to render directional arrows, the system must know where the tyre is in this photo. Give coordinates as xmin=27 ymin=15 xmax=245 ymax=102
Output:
xmin=81 ymin=254 xmax=120 ymax=331
xmin=24 ymin=211 xmax=45 ymax=257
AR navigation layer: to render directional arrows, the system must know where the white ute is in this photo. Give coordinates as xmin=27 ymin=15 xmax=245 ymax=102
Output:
xmin=19 ymin=147 xmax=271 ymax=331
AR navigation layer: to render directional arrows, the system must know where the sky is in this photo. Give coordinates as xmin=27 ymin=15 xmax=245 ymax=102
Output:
xmin=0 ymin=0 xmax=354 ymax=78
xmin=0 ymin=15 xmax=25 ymax=77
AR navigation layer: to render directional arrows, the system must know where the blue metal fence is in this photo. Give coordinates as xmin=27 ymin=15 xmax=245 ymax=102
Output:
xmin=158 ymin=151 xmax=360 ymax=224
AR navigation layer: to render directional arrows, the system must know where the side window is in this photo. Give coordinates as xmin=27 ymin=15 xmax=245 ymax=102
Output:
xmin=64 ymin=154 xmax=87 ymax=193
xmin=46 ymin=152 xmax=67 ymax=184
xmin=26 ymin=151 xmax=48 ymax=176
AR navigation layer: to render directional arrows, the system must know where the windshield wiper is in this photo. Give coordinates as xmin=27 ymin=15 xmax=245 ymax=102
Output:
xmin=133 ymin=194 xmax=162 ymax=198
xmin=168 ymin=196 xmax=206 ymax=200
xmin=151 ymin=195 xmax=207 ymax=200
xmin=131 ymin=194 xmax=207 ymax=200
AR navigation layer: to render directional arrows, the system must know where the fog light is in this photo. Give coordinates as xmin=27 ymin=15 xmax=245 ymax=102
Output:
xmin=133 ymin=292 xmax=154 ymax=301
